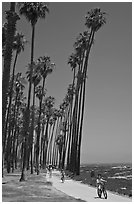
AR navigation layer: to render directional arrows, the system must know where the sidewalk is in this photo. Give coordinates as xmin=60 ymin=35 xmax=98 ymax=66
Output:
xmin=47 ymin=170 xmax=132 ymax=202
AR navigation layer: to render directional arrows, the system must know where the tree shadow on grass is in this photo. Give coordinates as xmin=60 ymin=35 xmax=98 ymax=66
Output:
xmin=94 ymin=196 xmax=105 ymax=199
xmin=46 ymin=181 xmax=52 ymax=186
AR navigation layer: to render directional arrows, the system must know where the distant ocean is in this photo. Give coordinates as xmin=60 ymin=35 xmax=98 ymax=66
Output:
xmin=72 ymin=163 xmax=132 ymax=197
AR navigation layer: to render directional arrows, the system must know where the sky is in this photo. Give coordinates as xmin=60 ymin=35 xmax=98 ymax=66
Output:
xmin=2 ymin=1 xmax=132 ymax=164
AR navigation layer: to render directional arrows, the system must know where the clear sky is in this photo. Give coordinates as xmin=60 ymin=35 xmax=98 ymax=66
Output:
xmin=2 ymin=1 xmax=132 ymax=164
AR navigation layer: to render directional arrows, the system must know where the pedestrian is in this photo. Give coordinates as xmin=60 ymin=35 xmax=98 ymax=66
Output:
xmin=48 ymin=164 xmax=52 ymax=178
xmin=61 ymin=169 xmax=65 ymax=183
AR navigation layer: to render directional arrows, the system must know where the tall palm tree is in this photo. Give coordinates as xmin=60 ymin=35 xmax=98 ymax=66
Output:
xmin=18 ymin=2 xmax=49 ymax=112
xmin=66 ymin=8 xmax=106 ymax=175
xmin=42 ymin=96 xmax=55 ymax=168
xmin=56 ymin=134 xmax=64 ymax=169
xmin=35 ymin=56 xmax=55 ymax=174
xmin=63 ymin=85 xmax=75 ymax=170
xmin=76 ymin=8 xmax=106 ymax=174
xmin=11 ymin=84 xmax=26 ymax=173
xmin=14 ymin=95 xmax=27 ymax=170
xmin=2 ymin=3 xmax=19 ymax=175
xmin=67 ymin=46 xmax=85 ymax=172
xmin=3 ymin=33 xmax=27 ymax=156
xmin=48 ymin=109 xmax=60 ymax=165
xmin=52 ymin=109 xmax=62 ymax=166
xmin=18 ymin=2 xmax=49 ymax=181
xmin=6 ymin=73 xmax=25 ymax=173
xmin=47 ymin=109 xmax=59 ymax=165
xmin=26 ymin=62 xmax=41 ymax=173
xmin=70 ymin=31 xmax=90 ymax=173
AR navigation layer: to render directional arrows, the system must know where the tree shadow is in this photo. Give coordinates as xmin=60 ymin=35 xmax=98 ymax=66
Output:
xmin=46 ymin=181 xmax=52 ymax=186
xmin=94 ymin=196 xmax=105 ymax=199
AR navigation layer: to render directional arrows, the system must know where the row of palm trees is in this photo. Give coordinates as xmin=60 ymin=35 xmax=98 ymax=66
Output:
xmin=54 ymin=8 xmax=106 ymax=175
xmin=2 ymin=2 xmax=106 ymax=180
xmin=2 ymin=3 xmax=20 ymax=156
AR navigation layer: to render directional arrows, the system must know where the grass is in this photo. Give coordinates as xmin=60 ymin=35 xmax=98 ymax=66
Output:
xmin=2 ymin=169 xmax=84 ymax=202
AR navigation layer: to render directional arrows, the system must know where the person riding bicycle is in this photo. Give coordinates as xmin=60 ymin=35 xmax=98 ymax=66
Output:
xmin=96 ymin=174 xmax=107 ymax=199
xmin=96 ymin=174 xmax=107 ymax=190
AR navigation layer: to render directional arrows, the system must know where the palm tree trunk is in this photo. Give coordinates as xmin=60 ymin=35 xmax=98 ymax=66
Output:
xmin=12 ymin=127 xmax=16 ymax=173
xmin=2 ymin=3 xmax=19 ymax=176
xmin=70 ymin=73 xmax=80 ymax=173
xmin=66 ymin=69 xmax=76 ymax=171
xmin=46 ymin=123 xmax=53 ymax=164
xmin=36 ymin=78 xmax=45 ymax=175
xmin=6 ymin=89 xmax=18 ymax=173
xmin=52 ymin=117 xmax=60 ymax=166
xmin=76 ymin=77 xmax=86 ymax=174
xmin=43 ymin=118 xmax=49 ymax=167
xmin=30 ymin=84 xmax=36 ymax=174
xmin=15 ymin=127 xmax=19 ymax=169
xmin=20 ymin=25 xmax=35 ymax=182
xmin=12 ymin=103 xmax=20 ymax=172
xmin=40 ymin=136 xmax=43 ymax=168
xmin=76 ymin=31 xmax=95 ymax=175
xmin=49 ymin=121 xmax=56 ymax=164
xmin=66 ymin=101 xmax=73 ymax=170
xmin=41 ymin=123 xmax=45 ymax=169
xmin=3 ymin=51 xmax=18 ymax=156
xmin=2 ymin=2 xmax=18 ymax=133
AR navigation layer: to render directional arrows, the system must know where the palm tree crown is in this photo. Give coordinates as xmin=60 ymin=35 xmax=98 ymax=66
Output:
xmin=36 ymin=56 xmax=55 ymax=79
xmin=18 ymin=2 xmax=49 ymax=26
xmin=85 ymin=8 xmax=106 ymax=32
xmin=13 ymin=32 xmax=27 ymax=54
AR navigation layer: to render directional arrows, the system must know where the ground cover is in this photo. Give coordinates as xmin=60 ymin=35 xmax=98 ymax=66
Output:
xmin=2 ymin=170 xmax=84 ymax=202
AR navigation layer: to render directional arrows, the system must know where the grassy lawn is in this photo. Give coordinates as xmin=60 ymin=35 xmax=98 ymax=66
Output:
xmin=2 ymin=170 xmax=84 ymax=202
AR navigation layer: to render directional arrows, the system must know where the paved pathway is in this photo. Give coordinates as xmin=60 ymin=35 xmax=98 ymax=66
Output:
xmin=47 ymin=170 xmax=132 ymax=202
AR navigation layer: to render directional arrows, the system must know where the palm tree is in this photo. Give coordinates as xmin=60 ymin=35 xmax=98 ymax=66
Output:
xmin=14 ymin=95 xmax=27 ymax=170
xmin=42 ymin=96 xmax=55 ymax=168
xmin=76 ymin=8 xmax=106 ymax=174
xmin=3 ymin=33 xmax=27 ymax=157
xmin=53 ymin=100 xmax=68 ymax=169
xmin=6 ymin=73 xmax=25 ymax=173
xmin=63 ymin=85 xmax=75 ymax=170
xmin=52 ymin=109 xmax=62 ymax=167
xmin=35 ymin=56 xmax=55 ymax=174
xmin=67 ymin=46 xmax=85 ymax=172
xmin=49 ymin=109 xmax=60 ymax=165
xmin=18 ymin=2 xmax=49 ymax=111
xmin=47 ymin=109 xmax=58 ymax=165
xmin=69 ymin=31 xmax=90 ymax=173
xmin=11 ymin=86 xmax=26 ymax=173
xmin=56 ymin=134 xmax=64 ymax=169
xmin=18 ymin=2 xmax=49 ymax=181
xmin=66 ymin=8 xmax=106 ymax=175
xmin=2 ymin=3 xmax=19 ymax=176
xmin=26 ymin=62 xmax=41 ymax=173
